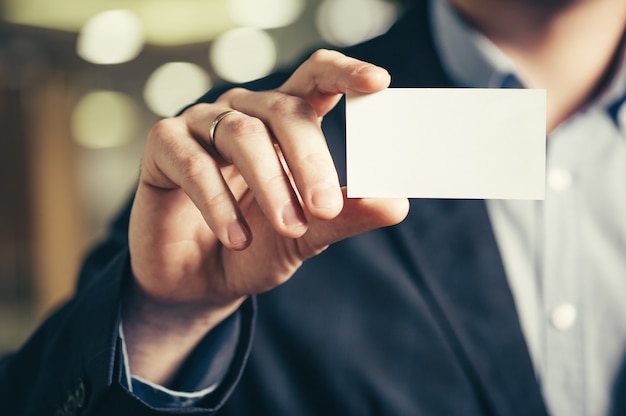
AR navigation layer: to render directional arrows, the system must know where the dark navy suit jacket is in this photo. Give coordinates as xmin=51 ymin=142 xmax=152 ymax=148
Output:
xmin=210 ymin=2 xmax=548 ymax=414
xmin=6 ymin=1 xmax=606 ymax=414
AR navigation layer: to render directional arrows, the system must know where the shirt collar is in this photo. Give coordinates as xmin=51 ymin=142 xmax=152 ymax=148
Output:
xmin=430 ymin=0 xmax=626 ymax=129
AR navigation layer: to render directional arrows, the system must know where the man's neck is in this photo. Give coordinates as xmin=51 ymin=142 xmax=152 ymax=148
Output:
xmin=450 ymin=0 xmax=626 ymax=131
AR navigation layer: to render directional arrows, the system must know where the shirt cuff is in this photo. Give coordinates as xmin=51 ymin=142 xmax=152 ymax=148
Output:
xmin=118 ymin=308 xmax=242 ymax=408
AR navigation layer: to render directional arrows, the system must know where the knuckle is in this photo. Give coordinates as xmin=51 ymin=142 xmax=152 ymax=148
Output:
xmin=265 ymin=171 xmax=289 ymax=188
xmin=309 ymin=48 xmax=341 ymax=64
xmin=205 ymin=189 xmax=233 ymax=210
xmin=301 ymin=147 xmax=329 ymax=163
xmin=219 ymin=87 xmax=248 ymax=102
xmin=224 ymin=116 xmax=267 ymax=140
xmin=148 ymin=118 xmax=179 ymax=142
xmin=180 ymin=153 xmax=209 ymax=182
xmin=269 ymin=95 xmax=315 ymax=119
xmin=299 ymin=152 xmax=331 ymax=169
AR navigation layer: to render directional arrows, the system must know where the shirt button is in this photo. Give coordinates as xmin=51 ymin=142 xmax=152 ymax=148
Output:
xmin=547 ymin=168 xmax=573 ymax=191
xmin=550 ymin=303 xmax=577 ymax=330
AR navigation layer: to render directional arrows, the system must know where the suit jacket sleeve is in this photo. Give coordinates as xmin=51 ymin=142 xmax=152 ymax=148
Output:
xmin=0 ymin=54 xmax=310 ymax=416
xmin=0 ymin=197 xmax=256 ymax=416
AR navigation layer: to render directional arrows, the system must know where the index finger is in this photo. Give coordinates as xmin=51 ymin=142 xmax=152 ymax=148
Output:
xmin=278 ymin=49 xmax=391 ymax=116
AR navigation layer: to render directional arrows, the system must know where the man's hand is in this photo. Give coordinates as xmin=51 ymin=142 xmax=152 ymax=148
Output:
xmin=123 ymin=50 xmax=409 ymax=385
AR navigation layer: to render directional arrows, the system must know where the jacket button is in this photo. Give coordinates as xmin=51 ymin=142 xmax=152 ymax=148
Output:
xmin=64 ymin=394 xmax=77 ymax=416
xmin=75 ymin=379 xmax=86 ymax=408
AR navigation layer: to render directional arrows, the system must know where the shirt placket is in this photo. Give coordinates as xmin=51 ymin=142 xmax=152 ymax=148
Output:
xmin=540 ymin=118 xmax=586 ymax=416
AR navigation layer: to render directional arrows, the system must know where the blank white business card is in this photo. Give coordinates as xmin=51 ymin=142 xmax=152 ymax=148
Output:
xmin=345 ymin=88 xmax=546 ymax=200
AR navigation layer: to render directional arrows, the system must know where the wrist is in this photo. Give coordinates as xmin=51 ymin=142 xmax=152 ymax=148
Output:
xmin=121 ymin=275 xmax=244 ymax=385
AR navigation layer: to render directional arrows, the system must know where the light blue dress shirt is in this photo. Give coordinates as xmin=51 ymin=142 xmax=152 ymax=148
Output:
xmin=431 ymin=1 xmax=626 ymax=415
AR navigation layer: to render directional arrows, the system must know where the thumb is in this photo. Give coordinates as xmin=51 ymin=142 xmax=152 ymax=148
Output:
xmin=300 ymin=187 xmax=409 ymax=255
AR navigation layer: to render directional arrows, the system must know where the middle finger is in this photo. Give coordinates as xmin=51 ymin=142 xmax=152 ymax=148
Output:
xmin=221 ymin=88 xmax=344 ymax=221
xmin=185 ymin=103 xmax=309 ymax=238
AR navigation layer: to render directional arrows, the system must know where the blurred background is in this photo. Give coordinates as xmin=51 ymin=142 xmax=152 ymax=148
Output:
xmin=0 ymin=0 xmax=410 ymax=353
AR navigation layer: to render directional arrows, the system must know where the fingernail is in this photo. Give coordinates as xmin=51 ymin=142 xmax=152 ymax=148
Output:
xmin=311 ymin=183 xmax=342 ymax=209
xmin=282 ymin=201 xmax=306 ymax=227
xmin=228 ymin=220 xmax=249 ymax=246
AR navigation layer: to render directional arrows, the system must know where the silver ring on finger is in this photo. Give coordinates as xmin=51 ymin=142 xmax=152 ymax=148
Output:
xmin=209 ymin=109 xmax=242 ymax=163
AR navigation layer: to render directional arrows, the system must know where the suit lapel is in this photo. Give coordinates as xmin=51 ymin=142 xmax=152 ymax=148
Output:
xmin=393 ymin=198 xmax=548 ymax=416
xmin=343 ymin=3 xmax=549 ymax=414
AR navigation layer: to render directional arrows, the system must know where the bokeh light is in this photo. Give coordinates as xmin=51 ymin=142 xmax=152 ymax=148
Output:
xmin=210 ymin=27 xmax=277 ymax=83
xmin=144 ymin=62 xmax=212 ymax=117
xmin=226 ymin=0 xmax=306 ymax=29
xmin=71 ymin=90 xmax=139 ymax=149
xmin=136 ymin=0 xmax=236 ymax=46
xmin=76 ymin=10 xmax=144 ymax=64
xmin=316 ymin=0 xmax=398 ymax=47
